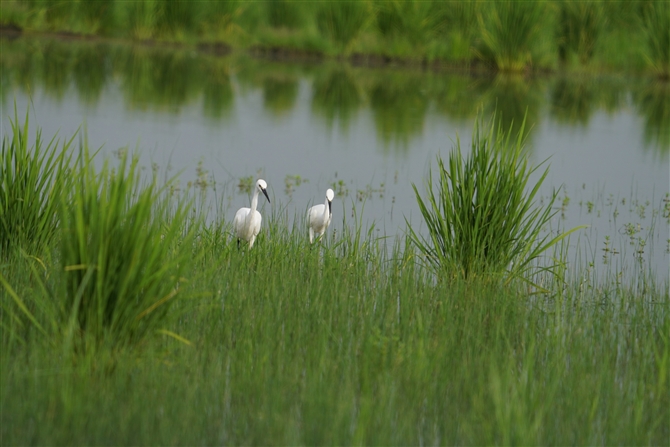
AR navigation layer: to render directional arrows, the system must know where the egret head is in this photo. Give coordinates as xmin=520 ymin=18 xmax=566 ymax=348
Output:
xmin=326 ymin=188 xmax=335 ymax=202
xmin=257 ymin=179 xmax=270 ymax=203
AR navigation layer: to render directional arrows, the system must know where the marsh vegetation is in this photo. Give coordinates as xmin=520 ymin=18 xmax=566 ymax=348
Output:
xmin=2 ymin=0 xmax=669 ymax=76
xmin=1 ymin=109 xmax=668 ymax=444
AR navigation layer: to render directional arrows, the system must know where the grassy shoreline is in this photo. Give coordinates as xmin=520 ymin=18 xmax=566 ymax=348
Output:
xmin=1 ymin=0 xmax=669 ymax=77
xmin=1 ymin=107 xmax=668 ymax=444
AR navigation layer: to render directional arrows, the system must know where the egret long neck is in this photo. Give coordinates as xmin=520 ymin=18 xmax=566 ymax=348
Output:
xmin=322 ymin=196 xmax=330 ymax=219
xmin=250 ymin=188 xmax=260 ymax=213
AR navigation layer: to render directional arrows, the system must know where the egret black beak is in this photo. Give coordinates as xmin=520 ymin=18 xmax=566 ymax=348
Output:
xmin=328 ymin=200 xmax=332 ymax=214
xmin=262 ymin=188 xmax=270 ymax=204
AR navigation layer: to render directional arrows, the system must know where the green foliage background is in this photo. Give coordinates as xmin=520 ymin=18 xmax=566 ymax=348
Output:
xmin=1 ymin=0 xmax=668 ymax=75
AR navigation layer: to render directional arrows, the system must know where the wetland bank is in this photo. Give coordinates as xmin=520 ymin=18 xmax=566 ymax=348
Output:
xmin=1 ymin=2 xmax=669 ymax=444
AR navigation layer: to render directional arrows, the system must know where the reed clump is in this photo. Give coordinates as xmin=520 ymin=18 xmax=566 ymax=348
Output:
xmin=0 ymin=106 xmax=75 ymax=258
xmin=0 ymin=110 xmax=198 ymax=354
xmin=54 ymin=151 xmax=197 ymax=353
xmin=409 ymin=112 xmax=581 ymax=287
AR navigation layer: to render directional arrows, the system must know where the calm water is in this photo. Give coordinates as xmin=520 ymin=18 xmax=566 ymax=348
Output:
xmin=2 ymin=36 xmax=668 ymax=281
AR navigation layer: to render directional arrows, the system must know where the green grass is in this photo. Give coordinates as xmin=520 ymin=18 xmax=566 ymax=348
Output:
xmin=409 ymin=112 xmax=582 ymax=286
xmin=1 ymin=0 xmax=667 ymax=74
xmin=0 ymin=104 xmax=75 ymax=258
xmin=475 ymin=0 xmax=547 ymax=71
xmin=1 ymin=112 xmax=668 ymax=444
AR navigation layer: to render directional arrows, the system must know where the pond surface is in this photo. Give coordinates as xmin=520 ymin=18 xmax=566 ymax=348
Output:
xmin=2 ymin=36 xmax=668 ymax=282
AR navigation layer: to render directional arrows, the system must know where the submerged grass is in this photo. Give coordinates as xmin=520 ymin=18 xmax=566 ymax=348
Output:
xmin=0 ymin=113 xmax=668 ymax=444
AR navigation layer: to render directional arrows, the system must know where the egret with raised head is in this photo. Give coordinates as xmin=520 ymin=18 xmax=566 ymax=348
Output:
xmin=307 ymin=188 xmax=334 ymax=243
xmin=234 ymin=179 xmax=270 ymax=249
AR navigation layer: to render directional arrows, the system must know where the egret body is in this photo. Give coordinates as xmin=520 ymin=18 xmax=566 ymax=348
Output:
xmin=234 ymin=179 xmax=270 ymax=248
xmin=307 ymin=188 xmax=334 ymax=243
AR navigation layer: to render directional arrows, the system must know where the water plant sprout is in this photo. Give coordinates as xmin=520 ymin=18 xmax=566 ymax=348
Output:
xmin=234 ymin=178 xmax=270 ymax=249
xmin=308 ymin=188 xmax=335 ymax=243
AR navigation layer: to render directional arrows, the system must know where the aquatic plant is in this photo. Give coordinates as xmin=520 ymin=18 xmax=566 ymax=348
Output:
xmin=374 ymin=0 xmax=439 ymax=48
xmin=475 ymin=0 xmax=546 ymax=71
xmin=0 ymin=105 xmax=74 ymax=258
xmin=409 ymin=112 xmax=581 ymax=287
xmin=556 ymin=0 xmax=605 ymax=65
xmin=315 ymin=1 xmax=371 ymax=51
xmin=54 ymin=150 xmax=196 ymax=353
xmin=641 ymin=0 xmax=670 ymax=78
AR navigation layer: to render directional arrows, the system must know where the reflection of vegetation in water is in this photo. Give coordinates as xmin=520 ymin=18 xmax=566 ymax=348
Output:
xmin=71 ymin=44 xmax=109 ymax=104
xmin=369 ymin=73 xmax=429 ymax=150
xmin=41 ymin=41 xmax=72 ymax=100
xmin=433 ymin=76 xmax=479 ymax=121
xmin=201 ymin=59 xmax=234 ymax=120
xmin=474 ymin=74 xmax=543 ymax=143
xmin=263 ymin=77 xmax=298 ymax=117
xmin=633 ymin=81 xmax=670 ymax=156
xmin=550 ymin=77 xmax=598 ymax=126
xmin=2 ymin=36 xmax=668 ymax=158
xmin=116 ymin=47 xmax=202 ymax=112
xmin=311 ymin=66 xmax=362 ymax=132
xmin=549 ymin=77 xmax=626 ymax=126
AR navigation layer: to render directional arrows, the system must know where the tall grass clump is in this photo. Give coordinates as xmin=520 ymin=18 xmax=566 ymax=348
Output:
xmin=556 ymin=0 xmax=605 ymax=65
xmin=374 ymin=0 xmax=439 ymax=48
xmin=476 ymin=0 xmax=546 ymax=71
xmin=641 ymin=1 xmax=670 ymax=79
xmin=409 ymin=113 xmax=580 ymax=286
xmin=54 ymin=151 xmax=197 ymax=353
xmin=0 ymin=106 xmax=75 ymax=258
xmin=316 ymin=1 xmax=371 ymax=51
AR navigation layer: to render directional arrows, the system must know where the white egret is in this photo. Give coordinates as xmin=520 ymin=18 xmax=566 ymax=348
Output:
xmin=307 ymin=188 xmax=334 ymax=243
xmin=234 ymin=179 xmax=270 ymax=249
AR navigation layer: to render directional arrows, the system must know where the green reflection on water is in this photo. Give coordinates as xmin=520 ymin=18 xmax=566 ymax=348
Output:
xmin=200 ymin=58 xmax=234 ymax=120
xmin=633 ymin=81 xmax=670 ymax=155
xmin=369 ymin=72 xmax=429 ymax=150
xmin=549 ymin=76 xmax=626 ymax=126
xmin=311 ymin=65 xmax=362 ymax=132
xmin=1 ymin=36 xmax=667 ymax=157
xmin=115 ymin=46 xmax=203 ymax=112
xmin=263 ymin=77 xmax=298 ymax=117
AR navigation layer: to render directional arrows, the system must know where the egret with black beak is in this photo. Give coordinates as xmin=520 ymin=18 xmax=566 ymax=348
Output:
xmin=307 ymin=188 xmax=334 ymax=243
xmin=234 ymin=179 xmax=270 ymax=249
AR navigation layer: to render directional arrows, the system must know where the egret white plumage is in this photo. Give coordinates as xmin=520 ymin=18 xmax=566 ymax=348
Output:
xmin=307 ymin=188 xmax=334 ymax=243
xmin=233 ymin=179 xmax=270 ymax=249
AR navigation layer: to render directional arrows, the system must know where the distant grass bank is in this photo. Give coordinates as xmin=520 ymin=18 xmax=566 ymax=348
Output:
xmin=1 ymin=0 xmax=669 ymax=77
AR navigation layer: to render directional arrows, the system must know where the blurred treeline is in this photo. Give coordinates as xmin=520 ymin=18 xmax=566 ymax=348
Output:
xmin=1 ymin=36 xmax=667 ymax=154
xmin=1 ymin=0 xmax=669 ymax=76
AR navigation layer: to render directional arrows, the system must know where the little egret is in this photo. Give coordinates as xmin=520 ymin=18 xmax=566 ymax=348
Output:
xmin=307 ymin=188 xmax=334 ymax=243
xmin=234 ymin=179 xmax=270 ymax=249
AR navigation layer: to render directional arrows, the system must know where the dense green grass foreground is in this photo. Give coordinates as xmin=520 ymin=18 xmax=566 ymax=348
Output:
xmin=1 ymin=0 xmax=669 ymax=76
xmin=1 ymin=115 xmax=669 ymax=444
